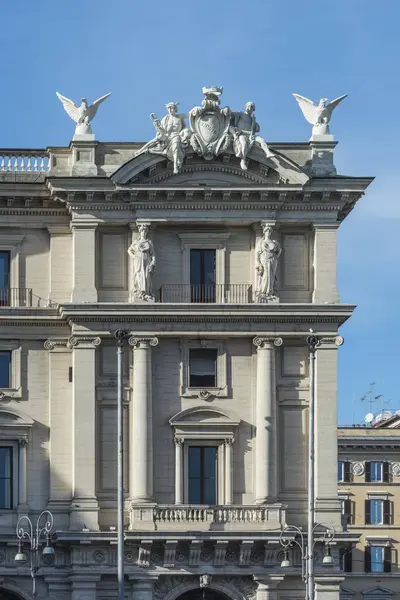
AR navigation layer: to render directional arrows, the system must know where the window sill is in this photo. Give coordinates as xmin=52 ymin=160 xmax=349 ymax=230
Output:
xmin=181 ymin=386 xmax=228 ymax=400
xmin=0 ymin=388 xmax=22 ymax=401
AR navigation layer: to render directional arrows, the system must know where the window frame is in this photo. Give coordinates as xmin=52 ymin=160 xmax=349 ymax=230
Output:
xmin=189 ymin=348 xmax=218 ymax=388
xmin=178 ymin=233 xmax=230 ymax=289
xmin=0 ymin=235 xmax=24 ymax=307
xmin=183 ymin=439 xmax=225 ymax=505
xmin=0 ymin=342 xmax=22 ymax=400
xmin=181 ymin=340 xmax=228 ymax=399
xmin=187 ymin=444 xmax=218 ymax=505
xmin=0 ymin=440 xmax=19 ymax=510
xmin=369 ymin=499 xmax=384 ymax=525
xmin=368 ymin=461 xmax=383 ymax=483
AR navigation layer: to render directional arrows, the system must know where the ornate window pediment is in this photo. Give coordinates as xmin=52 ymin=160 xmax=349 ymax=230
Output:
xmin=0 ymin=407 xmax=33 ymax=440
xmin=169 ymin=405 xmax=240 ymax=440
xmin=362 ymin=588 xmax=393 ymax=599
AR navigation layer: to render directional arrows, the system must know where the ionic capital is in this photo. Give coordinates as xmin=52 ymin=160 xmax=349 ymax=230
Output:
xmin=68 ymin=336 xmax=101 ymax=349
xmin=128 ymin=337 xmax=159 ymax=348
xmin=44 ymin=339 xmax=70 ymax=352
xmin=175 ymin=436 xmax=184 ymax=446
xmin=253 ymin=336 xmax=283 ymax=350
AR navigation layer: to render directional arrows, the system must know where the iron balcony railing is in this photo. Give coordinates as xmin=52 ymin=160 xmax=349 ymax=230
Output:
xmin=0 ymin=288 xmax=57 ymax=308
xmin=159 ymin=284 xmax=252 ymax=304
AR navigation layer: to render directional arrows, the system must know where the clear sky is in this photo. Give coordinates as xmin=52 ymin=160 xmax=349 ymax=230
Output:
xmin=1 ymin=0 xmax=398 ymax=424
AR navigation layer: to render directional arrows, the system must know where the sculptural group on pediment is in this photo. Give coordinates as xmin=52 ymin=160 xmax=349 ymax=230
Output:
xmin=138 ymin=86 xmax=277 ymax=174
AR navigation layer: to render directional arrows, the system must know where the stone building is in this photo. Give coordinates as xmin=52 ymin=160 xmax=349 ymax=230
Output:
xmin=338 ymin=411 xmax=400 ymax=600
xmin=0 ymin=87 xmax=372 ymax=600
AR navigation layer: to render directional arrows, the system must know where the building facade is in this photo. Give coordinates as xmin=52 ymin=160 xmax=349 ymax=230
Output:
xmin=338 ymin=412 xmax=400 ymax=600
xmin=0 ymin=87 xmax=372 ymax=600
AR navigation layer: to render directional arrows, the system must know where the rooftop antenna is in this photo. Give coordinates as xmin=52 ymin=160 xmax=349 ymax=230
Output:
xmin=361 ymin=381 xmax=377 ymax=413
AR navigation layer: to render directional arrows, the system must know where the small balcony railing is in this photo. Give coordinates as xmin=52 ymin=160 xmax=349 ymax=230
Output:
xmin=0 ymin=288 xmax=57 ymax=308
xmin=0 ymin=150 xmax=50 ymax=172
xmin=159 ymin=284 xmax=252 ymax=304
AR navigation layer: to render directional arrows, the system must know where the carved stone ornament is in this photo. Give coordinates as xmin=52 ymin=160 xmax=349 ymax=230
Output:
xmin=253 ymin=336 xmax=283 ymax=348
xmin=68 ymin=336 xmax=101 ymax=348
xmin=351 ymin=461 xmax=365 ymax=476
xmin=128 ymin=336 xmax=159 ymax=348
xmin=136 ymin=86 xmax=276 ymax=174
xmin=153 ymin=577 xmax=186 ymax=600
xmin=128 ymin=222 xmax=156 ymax=302
xmin=391 ymin=462 xmax=400 ymax=477
xmin=200 ymin=575 xmax=212 ymax=588
xmin=56 ymin=91 xmax=111 ymax=140
xmin=255 ymin=223 xmax=282 ymax=302
xmin=292 ymin=93 xmax=347 ymax=138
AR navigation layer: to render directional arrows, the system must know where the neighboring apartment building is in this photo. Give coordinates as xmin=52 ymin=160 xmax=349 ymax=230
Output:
xmin=338 ymin=411 xmax=400 ymax=600
xmin=0 ymin=86 xmax=372 ymax=600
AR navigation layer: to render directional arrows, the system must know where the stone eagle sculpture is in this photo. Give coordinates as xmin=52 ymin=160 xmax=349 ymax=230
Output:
xmin=292 ymin=93 xmax=347 ymax=136
xmin=56 ymin=92 xmax=111 ymax=138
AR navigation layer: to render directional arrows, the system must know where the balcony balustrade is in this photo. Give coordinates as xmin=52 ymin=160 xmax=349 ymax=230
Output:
xmin=159 ymin=284 xmax=252 ymax=304
xmin=0 ymin=150 xmax=50 ymax=173
xmin=129 ymin=503 xmax=286 ymax=531
xmin=0 ymin=288 xmax=57 ymax=308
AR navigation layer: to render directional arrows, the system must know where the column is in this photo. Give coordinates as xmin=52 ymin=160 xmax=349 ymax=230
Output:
xmin=312 ymin=224 xmax=340 ymax=304
xmin=175 ymin=437 xmax=183 ymax=505
xmin=253 ymin=336 xmax=282 ymax=504
xmin=314 ymin=338 xmax=342 ymax=527
xmin=255 ymin=577 xmax=283 ymax=600
xmin=128 ymin=336 xmax=158 ymax=503
xmin=71 ymin=221 xmax=98 ymax=302
xmin=17 ymin=438 xmax=28 ymax=512
xmin=69 ymin=336 xmax=101 ymax=530
xmin=129 ymin=578 xmax=158 ymax=600
xmin=224 ymin=438 xmax=233 ymax=505
xmin=70 ymin=575 xmax=100 ymax=600
xmin=45 ymin=339 xmax=72 ymax=525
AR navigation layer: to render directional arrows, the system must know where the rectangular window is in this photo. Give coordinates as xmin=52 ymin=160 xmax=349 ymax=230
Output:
xmin=0 ymin=251 xmax=10 ymax=305
xmin=188 ymin=446 xmax=217 ymax=504
xmin=338 ymin=461 xmax=344 ymax=482
xmin=370 ymin=499 xmax=383 ymax=524
xmin=0 ymin=447 xmax=12 ymax=509
xmin=370 ymin=461 xmax=383 ymax=482
xmin=189 ymin=348 xmax=217 ymax=388
xmin=370 ymin=546 xmax=384 ymax=573
xmin=0 ymin=352 xmax=11 ymax=388
xmin=190 ymin=249 xmax=216 ymax=302
xmin=339 ymin=547 xmax=352 ymax=572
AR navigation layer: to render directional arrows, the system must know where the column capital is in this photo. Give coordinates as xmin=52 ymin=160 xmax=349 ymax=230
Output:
xmin=128 ymin=336 xmax=159 ymax=348
xmin=18 ymin=438 xmax=28 ymax=448
xmin=254 ymin=576 xmax=285 ymax=590
xmin=174 ymin=436 xmax=184 ymax=446
xmin=306 ymin=335 xmax=344 ymax=351
xmin=70 ymin=220 xmax=99 ymax=231
xmin=253 ymin=336 xmax=283 ymax=349
xmin=224 ymin=437 xmax=234 ymax=446
xmin=68 ymin=336 xmax=101 ymax=349
xmin=44 ymin=338 xmax=70 ymax=352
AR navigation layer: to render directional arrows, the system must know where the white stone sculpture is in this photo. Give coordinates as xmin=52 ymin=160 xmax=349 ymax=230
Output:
xmin=142 ymin=102 xmax=190 ymax=174
xmin=293 ymin=93 xmax=347 ymax=138
xmin=128 ymin=222 xmax=156 ymax=302
xmin=200 ymin=574 xmax=211 ymax=588
xmin=255 ymin=223 xmax=281 ymax=302
xmin=137 ymin=86 xmax=276 ymax=173
xmin=230 ymin=102 xmax=275 ymax=170
xmin=56 ymin=92 xmax=111 ymax=140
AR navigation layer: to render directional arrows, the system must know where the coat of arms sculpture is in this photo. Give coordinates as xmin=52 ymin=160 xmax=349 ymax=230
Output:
xmin=137 ymin=86 xmax=276 ymax=174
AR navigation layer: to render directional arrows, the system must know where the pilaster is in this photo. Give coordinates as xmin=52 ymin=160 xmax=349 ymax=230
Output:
xmin=47 ymin=225 xmax=71 ymax=304
xmin=312 ymin=224 xmax=340 ymax=304
xmin=254 ymin=576 xmax=284 ymax=600
xmin=128 ymin=336 xmax=158 ymax=503
xmin=253 ymin=336 xmax=282 ymax=503
xmin=69 ymin=575 xmax=100 ymax=600
xmin=129 ymin=578 xmax=158 ymax=600
xmin=45 ymin=339 xmax=72 ymax=524
xmin=17 ymin=438 xmax=29 ymax=515
xmin=175 ymin=436 xmax=183 ymax=505
xmin=314 ymin=577 xmax=345 ymax=600
xmin=71 ymin=220 xmax=99 ymax=302
xmin=69 ymin=336 xmax=101 ymax=530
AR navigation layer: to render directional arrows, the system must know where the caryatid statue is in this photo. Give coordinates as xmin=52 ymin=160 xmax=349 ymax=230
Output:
xmin=142 ymin=102 xmax=190 ymax=174
xmin=128 ymin=222 xmax=156 ymax=302
xmin=230 ymin=102 xmax=275 ymax=170
xmin=255 ymin=223 xmax=282 ymax=302
xmin=56 ymin=92 xmax=111 ymax=139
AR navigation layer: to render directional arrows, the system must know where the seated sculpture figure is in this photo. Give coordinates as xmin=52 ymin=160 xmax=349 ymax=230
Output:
xmin=230 ymin=102 xmax=275 ymax=170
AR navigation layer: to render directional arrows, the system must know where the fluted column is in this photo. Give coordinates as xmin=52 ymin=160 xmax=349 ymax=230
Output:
xmin=253 ymin=336 xmax=282 ymax=504
xmin=225 ymin=438 xmax=233 ymax=505
xmin=18 ymin=438 xmax=28 ymax=511
xmin=128 ymin=336 xmax=158 ymax=503
xmin=174 ymin=437 xmax=183 ymax=505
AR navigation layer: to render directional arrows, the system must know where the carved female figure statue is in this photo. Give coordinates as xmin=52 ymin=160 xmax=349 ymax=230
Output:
xmin=255 ymin=224 xmax=281 ymax=301
xmin=128 ymin=223 xmax=156 ymax=302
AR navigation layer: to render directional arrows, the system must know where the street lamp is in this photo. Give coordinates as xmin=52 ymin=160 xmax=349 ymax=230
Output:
xmin=279 ymin=523 xmax=336 ymax=600
xmin=115 ymin=330 xmax=128 ymax=600
xmin=15 ymin=510 xmax=55 ymax=599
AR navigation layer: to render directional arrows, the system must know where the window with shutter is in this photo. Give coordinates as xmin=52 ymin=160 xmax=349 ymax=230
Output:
xmin=383 ymin=499 xmax=391 ymax=525
xmin=370 ymin=546 xmax=385 ymax=573
xmin=382 ymin=461 xmax=390 ymax=483
xmin=364 ymin=545 xmax=371 ymax=573
xmin=345 ymin=548 xmax=353 ymax=572
xmin=384 ymin=546 xmax=391 ymax=573
xmin=343 ymin=499 xmax=352 ymax=525
xmin=344 ymin=461 xmax=352 ymax=482
xmin=365 ymin=461 xmax=371 ymax=482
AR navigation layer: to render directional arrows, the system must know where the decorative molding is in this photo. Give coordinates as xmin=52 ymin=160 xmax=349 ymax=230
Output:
xmin=253 ymin=336 xmax=283 ymax=349
xmin=128 ymin=336 xmax=159 ymax=348
xmin=44 ymin=339 xmax=70 ymax=351
xmin=68 ymin=336 xmax=101 ymax=348
xmin=180 ymin=339 xmax=228 ymax=398
xmin=391 ymin=462 xmax=400 ymax=477
xmin=351 ymin=461 xmax=365 ymax=476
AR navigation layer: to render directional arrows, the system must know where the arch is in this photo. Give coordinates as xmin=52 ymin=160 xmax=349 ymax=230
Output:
xmin=170 ymin=405 xmax=240 ymax=426
xmin=163 ymin=581 xmax=247 ymax=600
xmin=0 ymin=581 xmax=32 ymax=600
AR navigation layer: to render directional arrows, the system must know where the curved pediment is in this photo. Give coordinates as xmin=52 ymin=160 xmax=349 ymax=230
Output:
xmin=169 ymin=405 xmax=240 ymax=440
xmin=0 ymin=407 xmax=33 ymax=428
xmin=112 ymin=148 xmax=309 ymax=188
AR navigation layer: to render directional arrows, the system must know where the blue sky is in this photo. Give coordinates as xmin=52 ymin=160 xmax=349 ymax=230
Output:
xmin=1 ymin=1 xmax=398 ymax=424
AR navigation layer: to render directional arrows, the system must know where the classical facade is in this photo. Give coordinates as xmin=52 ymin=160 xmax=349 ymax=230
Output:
xmin=338 ymin=412 xmax=400 ymax=600
xmin=0 ymin=86 xmax=372 ymax=600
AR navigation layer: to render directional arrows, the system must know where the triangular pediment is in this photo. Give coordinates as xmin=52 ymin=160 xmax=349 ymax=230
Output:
xmin=112 ymin=148 xmax=309 ymax=188
xmin=362 ymin=588 xmax=394 ymax=597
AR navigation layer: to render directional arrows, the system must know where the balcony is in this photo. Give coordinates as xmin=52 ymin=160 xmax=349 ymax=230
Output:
xmin=0 ymin=150 xmax=50 ymax=172
xmin=129 ymin=504 xmax=286 ymax=532
xmin=0 ymin=289 xmax=57 ymax=308
xmin=159 ymin=284 xmax=252 ymax=304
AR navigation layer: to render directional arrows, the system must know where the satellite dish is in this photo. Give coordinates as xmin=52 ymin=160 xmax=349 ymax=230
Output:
xmin=365 ymin=413 xmax=374 ymax=424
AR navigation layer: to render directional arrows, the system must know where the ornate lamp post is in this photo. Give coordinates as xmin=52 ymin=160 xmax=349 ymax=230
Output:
xmin=14 ymin=510 xmax=55 ymax=599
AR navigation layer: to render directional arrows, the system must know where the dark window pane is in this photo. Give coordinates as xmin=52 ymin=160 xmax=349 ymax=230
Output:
xmin=203 ymin=477 xmax=216 ymax=504
xmin=0 ymin=352 xmax=11 ymax=388
xmin=189 ymin=349 xmax=217 ymax=387
xmin=188 ymin=478 xmax=201 ymax=504
xmin=0 ymin=447 xmax=12 ymax=509
xmin=204 ymin=447 xmax=217 ymax=478
xmin=190 ymin=250 xmax=216 ymax=286
xmin=188 ymin=447 xmax=201 ymax=476
xmin=0 ymin=252 xmax=10 ymax=290
xmin=190 ymin=250 xmax=202 ymax=286
xmin=338 ymin=461 xmax=343 ymax=481
xmin=188 ymin=446 xmax=217 ymax=504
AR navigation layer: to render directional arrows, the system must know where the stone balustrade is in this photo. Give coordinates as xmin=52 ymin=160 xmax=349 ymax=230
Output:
xmin=129 ymin=503 xmax=287 ymax=531
xmin=0 ymin=150 xmax=50 ymax=172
